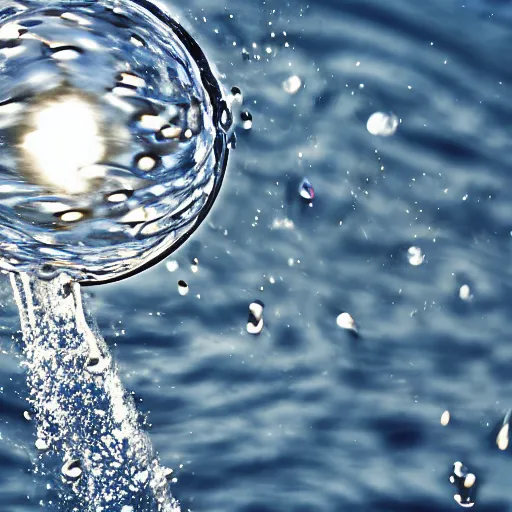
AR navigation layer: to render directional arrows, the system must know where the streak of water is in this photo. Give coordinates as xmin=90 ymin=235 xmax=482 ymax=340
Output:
xmin=11 ymin=272 xmax=180 ymax=512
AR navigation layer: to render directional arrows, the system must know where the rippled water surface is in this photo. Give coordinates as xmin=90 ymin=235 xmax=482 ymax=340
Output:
xmin=3 ymin=0 xmax=512 ymax=510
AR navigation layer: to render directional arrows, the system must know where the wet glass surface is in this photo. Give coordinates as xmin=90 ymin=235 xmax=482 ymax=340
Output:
xmin=3 ymin=0 xmax=512 ymax=510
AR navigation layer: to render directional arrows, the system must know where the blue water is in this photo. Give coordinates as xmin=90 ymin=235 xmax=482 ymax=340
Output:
xmin=3 ymin=0 xmax=512 ymax=510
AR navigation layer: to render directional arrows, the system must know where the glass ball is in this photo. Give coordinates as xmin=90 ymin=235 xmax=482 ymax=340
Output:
xmin=0 ymin=0 xmax=230 ymax=283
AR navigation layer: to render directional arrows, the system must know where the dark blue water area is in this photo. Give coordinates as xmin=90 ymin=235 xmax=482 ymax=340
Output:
xmin=3 ymin=0 xmax=512 ymax=510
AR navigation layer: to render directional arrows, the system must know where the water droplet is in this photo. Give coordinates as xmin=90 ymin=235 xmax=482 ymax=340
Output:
xmin=246 ymin=319 xmax=264 ymax=335
xmin=453 ymin=494 xmax=474 ymax=508
xmin=59 ymin=210 xmax=84 ymax=223
xmin=241 ymin=110 xmax=253 ymax=130
xmin=450 ymin=462 xmax=476 ymax=507
xmin=160 ymin=126 xmax=182 ymax=139
xmin=336 ymin=312 xmax=357 ymax=331
xmin=106 ymin=191 xmax=131 ymax=203
xmin=247 ymin=301 xmax=264 ymax=335
xmin=298 ymin=178 xmax=315 ymax=201
xmin=366 ymin=112 xmax=399 ymax=136
xmin=440 ymin=410 xmax=450 ymax=426
xmin=23 ymin=410 xmax=31 ymax=421
xmin=282 ymin=75 xmax=302 ymax=94
xmin=497 ymin=422 xmax=509 ymax=450
xmin=136 ymin=155 xmax=157 ymax=172
xmin=62 ymin=458 xmax=82 ymax=482
xmin=178 ymin=280 xmax=189 ymax=296
xmin=407 ymin=246 xmax=424 ymax=266
xmin=249 ymin=301 xmax=264 ymax=322
xmin=464 ymin=474 xmax=476 ymax=489
xmin=35 ymin=437 xmax=50 ymax=451
xmin=459 ymin=285 xmax=472 ymax=301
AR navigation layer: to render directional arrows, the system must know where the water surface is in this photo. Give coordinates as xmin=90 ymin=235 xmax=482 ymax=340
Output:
xmin=3 ymin=0 xmax=512 ymax=510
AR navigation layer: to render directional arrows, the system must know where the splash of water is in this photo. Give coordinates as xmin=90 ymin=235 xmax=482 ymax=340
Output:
xmin=11 ymin=272 xmax=180 ymax=511
xmin=0 ymin=1 xmax=231 ymax=508
xmin=0 ymin=0 xmax=230 ymax=283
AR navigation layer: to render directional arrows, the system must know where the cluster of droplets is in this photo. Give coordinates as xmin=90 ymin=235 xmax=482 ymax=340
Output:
xmin=0 ymin=0 xmax=229 ymax=283
xmin=13 ymin=273 xmax=180 ymax=511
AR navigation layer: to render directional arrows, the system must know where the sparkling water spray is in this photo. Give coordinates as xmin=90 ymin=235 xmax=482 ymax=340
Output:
xmin=0 ymin=0 xmax=230 ymax=509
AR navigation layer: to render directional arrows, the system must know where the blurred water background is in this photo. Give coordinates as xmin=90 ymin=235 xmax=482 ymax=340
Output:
xmin=3 ymin=0 xmax=512 ymax=510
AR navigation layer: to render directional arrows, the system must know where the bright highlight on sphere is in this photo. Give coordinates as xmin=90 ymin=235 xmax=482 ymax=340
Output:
xmin=22 ymin=97 xmax=105 ymax=195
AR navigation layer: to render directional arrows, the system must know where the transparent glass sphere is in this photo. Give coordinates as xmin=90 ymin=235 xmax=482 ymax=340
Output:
xmin=0 ymin=0 xmax=230 ymax=283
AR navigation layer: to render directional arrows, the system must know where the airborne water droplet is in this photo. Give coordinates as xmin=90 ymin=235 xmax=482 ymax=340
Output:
xmin=241 ymin=110 xmax=253 ymax=130
xmin=366 ymin=112 xmax=399 ymax=136
xmin=247 ymin=301 xmax=264 ymax=335
xmin=298 ymin=178 xmax=315 ymax=201
xmin=282 ymin=75 xmax=302 ymax=94
xmin=407 ymin=246 xmax=424 ymax=266
xmin=178 ymin=280 xmax=189 ymax=296
xmin=336 ymin=312 xmax=357 ymax=331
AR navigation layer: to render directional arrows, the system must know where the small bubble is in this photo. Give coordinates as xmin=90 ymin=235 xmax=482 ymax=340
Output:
xmin=60 ymin=210 xmax=84 ymax=223
xmin=498 ymin=424 xmax=509 ymax=450
xmin=247 ymin=318 xmax=263 ymax=335
xmin=407 ymin=246 xmax=424 ymax=266
xmin=298 ymin=178 xmax=314 ymax=201
xmin=440 ymin=410 xmax=450 ymax=426
xmin=51 ymin=47 xmax=81 ymax=61
xmin=366 ymin=112 xmax=399 ymax=136
xmin=160 ymin=126 xmax=182 ymax=139
xmin=178 ymin=280 xmax=189 ymax=296
xmin=240 ymin=110 xmax=253 ymax=130
xmin=247 ymin=300 xmax=264 ymax=335
xmin=23 ymin=411 xmax=31 ymax=421
xmin=106 ymin=191 xmax=130 ymax=203
xmin=249 ymin=301 xmax=264 ymax=322
xmin=453 ymin=461 xmax=468 ymax=478
xmin=137 ymin=155 xmax=157 ymax=172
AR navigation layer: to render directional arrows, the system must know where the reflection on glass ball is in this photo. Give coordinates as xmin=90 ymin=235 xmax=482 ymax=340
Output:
xmin=0 ymin=0 xmax=230 ymax=283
